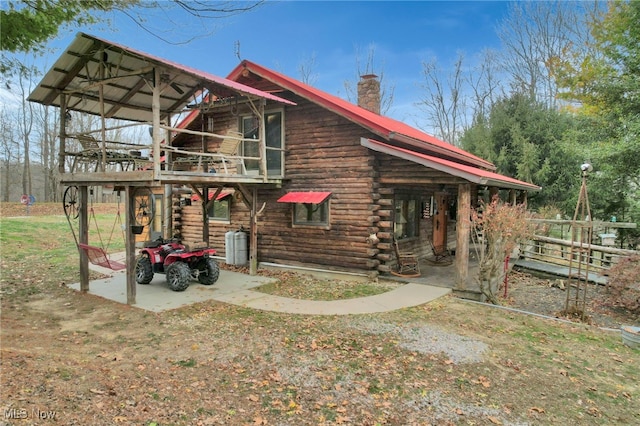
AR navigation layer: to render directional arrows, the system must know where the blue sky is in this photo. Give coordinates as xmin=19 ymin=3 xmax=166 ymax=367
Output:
xmin=5 ymin=1 xmax=513 ymax=130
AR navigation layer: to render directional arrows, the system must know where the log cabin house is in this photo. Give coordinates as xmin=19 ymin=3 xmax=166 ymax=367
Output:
xmin=28 ymin=33 xmax=539 ymax=304
xmin=170 ymin=60 xmax=540 ymax=287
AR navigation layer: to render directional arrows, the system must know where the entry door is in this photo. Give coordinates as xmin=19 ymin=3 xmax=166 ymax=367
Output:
xmin=432 ymin=192 xmax=448 ymax=247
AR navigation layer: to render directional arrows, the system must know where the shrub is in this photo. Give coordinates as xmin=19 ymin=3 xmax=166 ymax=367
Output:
xmin=599 ymin=255 xmax=640 ymax=314
xmin=472 ymin=196 xmax=535 ymax=304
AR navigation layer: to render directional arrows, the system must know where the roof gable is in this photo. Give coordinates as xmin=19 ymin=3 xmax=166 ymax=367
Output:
xmin=227 ymin=60 xmax=495 ymax=171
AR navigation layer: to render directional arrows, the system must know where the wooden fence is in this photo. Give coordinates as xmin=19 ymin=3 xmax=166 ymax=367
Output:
xmin=520 ymin=219 xmax=638 ymax=275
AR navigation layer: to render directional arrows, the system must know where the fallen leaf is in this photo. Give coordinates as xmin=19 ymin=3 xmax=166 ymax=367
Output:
xmin=487 ymin=415 xmax=502 ymax=424
xmin=528 ymin=406 xmax=545 ymax=415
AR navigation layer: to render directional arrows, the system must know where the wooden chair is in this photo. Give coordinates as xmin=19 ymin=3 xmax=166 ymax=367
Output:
xmin=430 ymin=241 xmax=453 ymax=264
xmin=210 ymin=130 xmax=245 ymax=174
xmin=392 ymin=239 xmax=420 ymax=277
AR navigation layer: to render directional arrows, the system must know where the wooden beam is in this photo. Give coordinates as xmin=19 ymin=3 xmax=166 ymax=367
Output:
xmin=79 ymin=186 xmax=89 ymax=292
xmin=59 ymin=93 xmax=67 ymax=174
xmin=152 ymin=67 xmax=162 ymax=179
xmin=41 ymin=38 xmax=101 ymax=105
xmin=125 ymin=186 xmax=136 ymax=305
xmin=202 ymin=185 xmax=210 ymax=244
xmin=105 ymin=76 xmax=147 ymax=119
xmin=455 ymin=183 xmax=470 ymax=290
xmin=250 ymin=187 xmax=258 ymax=275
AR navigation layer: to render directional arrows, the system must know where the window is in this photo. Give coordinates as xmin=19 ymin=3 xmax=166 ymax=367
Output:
xmin=394 ymin=197 xmax=419 ymax=240
xmin=277 ymin=191 xmax=331 ymax=227
xmin=241 ymin=110 xmax=284 ymax=176
xmin=206 ymin=193 xmax=231 ymax=222
xmin=294 ymin=201 xmax=329 ymax=226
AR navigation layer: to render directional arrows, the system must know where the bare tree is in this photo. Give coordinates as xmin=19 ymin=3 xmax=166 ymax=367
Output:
xmin=467 ymin=49 xmax=505 ymax=122
xmin=33 ymin=103 xmax=60 ymax=202
xmin=496 ymin=1 xmax=589 ymax=109
xmin=344 ymin=45 xmax=395 ymax=115
xmin=297 ymin=52 xmax=319 ymax=85
xmin=0 ymin=107 xmax=21 ymax=201
xmin=15 ymin=65 xmax=36 ymax=197
xmin=417 ymin=53 xmax=467 ymax=145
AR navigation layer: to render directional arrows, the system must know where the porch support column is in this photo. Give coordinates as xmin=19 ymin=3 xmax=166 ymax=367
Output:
xmin=163 ymin=115 xmax=172 ymax=239
xmin=164 ymin=184 xmax=172 ymax=239
xmin=489 ymin=186 xmax=499 ymax=201
xmin=125 ymin=186 xmax=136 ymax=305
xmin=79 ymin=186 xmax=89 ymax=292
xmin=152 ymin=67 xmax=162 ymax=180
xmin=454 ymin=183 xmax=471 ymax=291
xmin=59 ymin=93 xmax=66 ymax=174
xmin=202 ymin=186 xmax=210 ymax=244
xmin=250 ymin=187 xmax=259 ymax=275
xmin=258 ymin=100 xmax=267 ymax=182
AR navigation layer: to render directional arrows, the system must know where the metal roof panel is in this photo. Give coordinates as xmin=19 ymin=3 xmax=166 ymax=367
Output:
xmin=28 ymin=33 xmax=294 ymax=122
xmin=277 ymin=192 xmax=332 ymax=204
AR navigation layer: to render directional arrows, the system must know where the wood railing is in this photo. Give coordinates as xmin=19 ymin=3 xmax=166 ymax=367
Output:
xmin=520 ymin=219 xmax=638 ymax=274
xmin=520 ymin=234 xmax=637 ymax=274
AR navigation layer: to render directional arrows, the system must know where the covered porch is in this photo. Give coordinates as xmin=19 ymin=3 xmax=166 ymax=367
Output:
xmin=28 ymin=32 xmax=295 ymax=305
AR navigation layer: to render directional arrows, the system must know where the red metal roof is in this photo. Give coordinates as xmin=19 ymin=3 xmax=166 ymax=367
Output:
xmin=227 ymin=60 xmax=495 ymax=171
xmin=277 ymin=192 xmax=332 ymax=204
xmin=191 ymin=190 xmax=233 ymax=201
xmin=362 ymin=138 xmax=540 ymax=191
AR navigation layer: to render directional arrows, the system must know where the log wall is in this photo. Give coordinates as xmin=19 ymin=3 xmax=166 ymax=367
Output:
xmin=174 ymin=93 xmax=470 ymax=276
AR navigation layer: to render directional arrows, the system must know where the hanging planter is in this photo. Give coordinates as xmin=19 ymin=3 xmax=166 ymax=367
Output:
xmin=131 ymin=225 xmax=144 ymax=235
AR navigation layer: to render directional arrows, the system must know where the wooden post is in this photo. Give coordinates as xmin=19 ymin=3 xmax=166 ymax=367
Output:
xmin=59 ymin=94 xmax=66 ymax=174
xmin=125 ymin=186 xmax=136 ymax=305
xmin=202 ymin=186 xmax=210 ymax=244
xmin=163 ymin=116 xmax=172 ymax=239
xmin=99 ymin=52 xmax=107 ymax=172
xmin=79 ymin=186 xmax=89 ymax=292
xmin=258 ymin=100 xmax=268 ymax=181
xmin=152 ymin=68 xmax=162 ymax=180
xmin=164 ymin=184 xmax=172 ymax=239
xmin=454 ymin=183 xmax=471 ymax=291
xmin=489 ymin=186 xmax=499 ymax=201
xmin=250 ymin=187 xmax=259 ymax=275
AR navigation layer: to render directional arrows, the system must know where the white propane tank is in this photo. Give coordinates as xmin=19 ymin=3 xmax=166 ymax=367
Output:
xmin=234 ymin=230 xmax=248 ymax=266
xmin=225 ymin=230 xmax=236 ymax=265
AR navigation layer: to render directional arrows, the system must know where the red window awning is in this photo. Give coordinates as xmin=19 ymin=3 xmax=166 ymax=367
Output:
xmin=277 ymin=191 xmax=331 ymax=204
xmin=191 ymin=190 xmax=232 ymax=201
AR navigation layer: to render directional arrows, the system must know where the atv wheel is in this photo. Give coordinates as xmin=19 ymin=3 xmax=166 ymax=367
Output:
xmin=197 ymin=257 xmax=220 ymax=285
xmin=166 ymin=262 xmax=191 ymax=292
xmin=135 ymin=255 xmax=154 ymax=284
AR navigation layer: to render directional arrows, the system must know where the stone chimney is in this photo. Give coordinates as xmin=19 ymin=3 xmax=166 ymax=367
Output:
xmin=357 ymin=74 xmax=380 ymax=114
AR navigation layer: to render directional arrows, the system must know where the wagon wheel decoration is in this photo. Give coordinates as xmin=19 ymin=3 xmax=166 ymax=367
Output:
xmin=63 ymin=186 xmax=81 ymax=220
xmin=131 ymin=187 xmax=155 ymax=227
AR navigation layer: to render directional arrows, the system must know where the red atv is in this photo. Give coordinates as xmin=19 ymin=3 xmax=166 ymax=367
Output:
xmin=135 ymin=238 xmax=220 ymax=291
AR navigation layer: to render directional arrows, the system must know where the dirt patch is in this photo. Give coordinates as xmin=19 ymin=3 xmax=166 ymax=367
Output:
xmin=505 ymin=270 xmax=639 ymax=330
